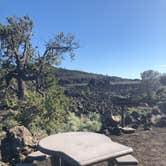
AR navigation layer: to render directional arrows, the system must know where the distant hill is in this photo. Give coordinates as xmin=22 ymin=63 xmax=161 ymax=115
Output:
xmin=55 ymin=68 xmax=140 ymax=86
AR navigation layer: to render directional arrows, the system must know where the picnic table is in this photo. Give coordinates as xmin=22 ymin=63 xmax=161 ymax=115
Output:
xmin=38 ymin=132 xmax=134 ymax=166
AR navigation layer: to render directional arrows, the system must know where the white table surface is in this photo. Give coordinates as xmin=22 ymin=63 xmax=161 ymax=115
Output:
xmin=38 ymin=132 xmax=133 ymax=166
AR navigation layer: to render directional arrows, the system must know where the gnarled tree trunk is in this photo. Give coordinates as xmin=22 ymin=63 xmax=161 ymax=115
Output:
xmin=17 ymin=76 xmax=25 ymax=101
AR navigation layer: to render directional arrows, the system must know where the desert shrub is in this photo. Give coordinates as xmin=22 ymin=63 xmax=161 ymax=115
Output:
xmin=85 ymin=112 xmax=102 ymax=131
xmin=16 ymin=87 xmax=73 ymax=135
xmin=127 ymin=107 xmax=152 ymax=116
xmin=1 ymin=85 xmax=101 ymax=135
xmin=0 ymin=109 xmax=20 ymax=133
xmin=64 ymin=112 xmax=102 ymax=132
xmin=2 ymin=90 xmax=18 ymax=109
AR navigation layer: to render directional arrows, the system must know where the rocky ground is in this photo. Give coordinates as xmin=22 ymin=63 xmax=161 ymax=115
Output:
xmin=111 ymin=127 xmax=166 ymax=166
xmin=1 ymin=126 xmax=166 ymax=166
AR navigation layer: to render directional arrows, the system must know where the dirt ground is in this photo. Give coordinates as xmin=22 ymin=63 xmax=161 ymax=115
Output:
xmin=111 ymin=127 xmax=166 ymax=166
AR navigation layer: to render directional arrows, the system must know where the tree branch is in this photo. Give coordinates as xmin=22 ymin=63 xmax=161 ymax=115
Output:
xmin=21 ymin=32 xmax=32 ymax=64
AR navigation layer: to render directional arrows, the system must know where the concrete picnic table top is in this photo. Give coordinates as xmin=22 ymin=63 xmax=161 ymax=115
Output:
xmin=38 ymin=132 xmax=133 ymax=166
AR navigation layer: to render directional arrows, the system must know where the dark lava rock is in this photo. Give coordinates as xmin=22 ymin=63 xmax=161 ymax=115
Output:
xmin=1 ymin=126 xmax=35 ymax=164
xmin=151 ymin=107 xmax=161 ymax=115
xmin=143 ymin=124 xmax=152 ymax=131
xmin=125 ymin=114 xmax=133 ymax=125
xmin=131 ymin=111 xmax=140 ymax=120
xmin=159 ymin=102 xmax=166 ymax=114
xmin=156 ymin=117 xmax=166 ymax=127
xmin=101 ymin=113 xmax=119 ymax=129
xmin=140 ymin=115 xmax=147 ymax=125
xmin=109 ymin=127 xmax=122 ymax=136
xmin=131 ymin=123 xmax=139 ymax=129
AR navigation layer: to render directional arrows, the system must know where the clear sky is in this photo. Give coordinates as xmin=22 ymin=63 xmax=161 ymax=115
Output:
xmin=0 ymin=0 xmax=166 ymax=78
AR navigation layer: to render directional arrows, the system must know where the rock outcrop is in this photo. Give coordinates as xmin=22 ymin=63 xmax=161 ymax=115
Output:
xmin=1 ymin=126 xmax=35 ymax=164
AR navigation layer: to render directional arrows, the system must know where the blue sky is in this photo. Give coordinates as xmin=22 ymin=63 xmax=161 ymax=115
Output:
xmin=0 ymin=0 xmax=166 ymax=78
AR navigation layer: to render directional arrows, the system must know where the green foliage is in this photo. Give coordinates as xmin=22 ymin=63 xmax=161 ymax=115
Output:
xmin=3 ymin=90 xmax=18 ymax=109
xmin=0 ymin=16 xmax=79 ymax=100
xmin=2 ymin=109 xmax=20 ymax=129
xmin=0 ymin=86 xmax=73 ymax=135
xmin=16 ymin=88 xmax=72 ymax=135
xmin=141 ymin=70 xmax=161 ymax=100
xmin=1 ymin=87 xmax=102 ymax=134
xmin=156 ymin=86 xmax=166 ymax=101
xmin=64 ymin=112 xmax=102 ymax=132
xmin=127 ymin=107 xmax=152 ymax=116
xmin=0 ymin=15 xmax=106 ymax=135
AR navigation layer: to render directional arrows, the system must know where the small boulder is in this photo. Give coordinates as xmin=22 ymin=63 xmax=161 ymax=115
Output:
xmin=151 ymin=107 xmax=161 ymax=115
xmin=1 ymin=126 xmax=35 ymax=164
xmin=0 ymin=161 xmax=9 ymax=166
xmin=121 ymin=127 xmax=136 ymax=134
xmin=131 ymin=123 xmax=139 ymax=129
xmin=131 ymin=111 xmax=140 ymax=120
xmin=156 ymin=117 xmax=166 ymax=127
xmin=108 ymin=127 xmax=121 ymax=136
xmin=149 ymin=114 xmax=162 ymax=126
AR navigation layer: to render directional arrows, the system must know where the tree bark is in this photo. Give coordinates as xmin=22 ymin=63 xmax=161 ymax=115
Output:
xmin=17 ymin=75 xmax=25 ymax=101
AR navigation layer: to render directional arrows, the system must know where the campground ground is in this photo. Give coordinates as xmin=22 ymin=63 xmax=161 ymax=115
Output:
xmin=111 ymin=127 xmax=166 ymax=166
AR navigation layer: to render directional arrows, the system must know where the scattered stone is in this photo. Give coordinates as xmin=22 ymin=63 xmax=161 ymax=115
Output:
xmin=121 ymin=127 xmax=136 ymax=134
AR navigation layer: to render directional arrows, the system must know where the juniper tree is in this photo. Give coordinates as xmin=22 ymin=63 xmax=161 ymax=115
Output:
xmin=141 ymin=70 xmax=160 ymax=100
xmin=0 ymin=16 xmax=78 ymax=100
